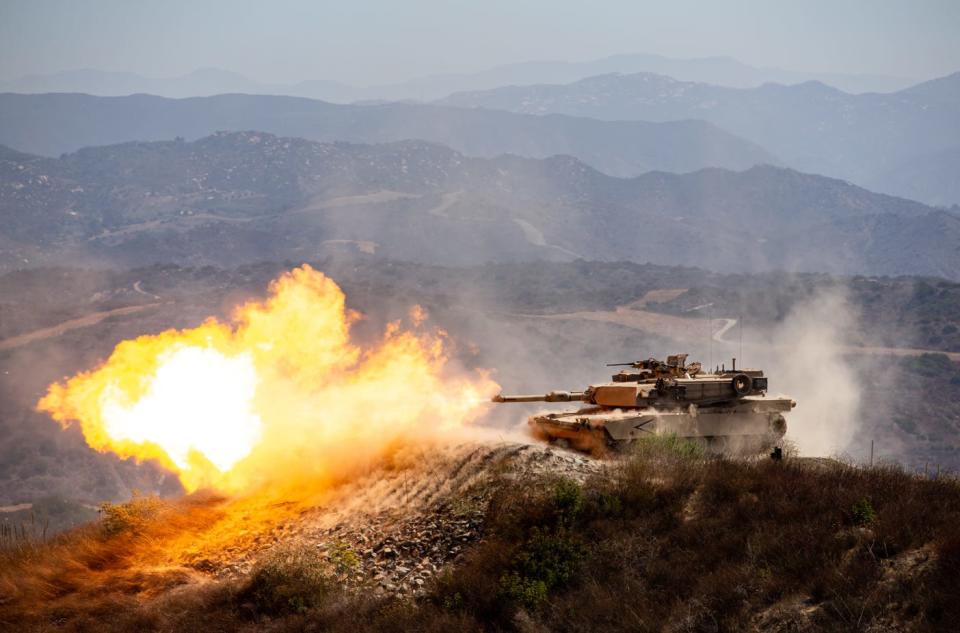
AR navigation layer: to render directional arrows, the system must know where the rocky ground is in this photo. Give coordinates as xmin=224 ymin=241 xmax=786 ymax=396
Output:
xmin=207 ymin=441 xmax=602 ymax=598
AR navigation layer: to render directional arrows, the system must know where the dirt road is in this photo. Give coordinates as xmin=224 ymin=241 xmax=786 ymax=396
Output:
xmin=0 ymin=303 xmax=162 ymax=352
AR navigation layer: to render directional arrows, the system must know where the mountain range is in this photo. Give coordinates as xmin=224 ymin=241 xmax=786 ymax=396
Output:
xmin=440 ymin=71 xmax=960 ymax=207
xmin=0 ymin=92 xmax=776 ymax=177
xmin=2 ymin=132 xmax=957 ymax=279
xmin=0 ymin=54 xmax=916 ymax=102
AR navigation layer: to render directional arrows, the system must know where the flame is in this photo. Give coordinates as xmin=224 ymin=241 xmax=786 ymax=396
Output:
xmin=37 ymin=265 xmax=499 ymax=493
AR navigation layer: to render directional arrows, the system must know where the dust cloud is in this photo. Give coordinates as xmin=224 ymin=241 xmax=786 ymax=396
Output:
xmin=753 ymin=289 xmax=862 ymax=457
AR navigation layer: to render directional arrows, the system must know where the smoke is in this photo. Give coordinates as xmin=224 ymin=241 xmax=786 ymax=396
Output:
xmin=758 ymin=288 xmax=861 ymax=456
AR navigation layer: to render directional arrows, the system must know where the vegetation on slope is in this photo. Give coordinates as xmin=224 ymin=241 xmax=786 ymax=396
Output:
xmin=2 ymin=439 xmax=959 ymax=632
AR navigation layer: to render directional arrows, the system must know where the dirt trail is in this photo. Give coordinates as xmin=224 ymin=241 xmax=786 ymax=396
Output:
xmin=531 ymin=305 xmax=713 ymax=343
xmin=426 ymin=190 xmax=462 ymax=217
xmin=0 ymin=303 xmax=162 ymax=351
xmin=713 ymin=318 xmax=738 ymax=343
xmin=289 ymin=191 xmax=420 ymax=215
xmin=623 ymin=288 xmax=689 ymax=309
xmin=133 ymin=280 xmax=161 ymax=299
xmin=0 ymin=503 xmax=32 ymax=513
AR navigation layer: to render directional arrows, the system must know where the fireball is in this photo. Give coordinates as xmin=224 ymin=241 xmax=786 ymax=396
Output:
xmin=38 ymin=266 xmax=498 ymax=493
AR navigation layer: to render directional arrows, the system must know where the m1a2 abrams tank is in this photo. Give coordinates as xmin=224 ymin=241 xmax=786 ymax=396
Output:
xmin=493 ymin=354 xmax=795 ymax=454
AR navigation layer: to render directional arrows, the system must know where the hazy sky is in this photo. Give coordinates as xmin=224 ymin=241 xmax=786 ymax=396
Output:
xmin=2 ymin=0 xmax=958 ymax=84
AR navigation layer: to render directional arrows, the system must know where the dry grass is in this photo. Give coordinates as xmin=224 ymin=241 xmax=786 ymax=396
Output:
xmin=3 ymin=439 xmax=959 ymax=632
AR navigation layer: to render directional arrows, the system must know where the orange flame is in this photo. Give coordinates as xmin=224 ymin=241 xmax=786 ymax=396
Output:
xmin=37 ymin=265 xmax=499 ymax=493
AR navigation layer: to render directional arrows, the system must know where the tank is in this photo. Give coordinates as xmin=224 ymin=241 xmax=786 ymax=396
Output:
xmin=493 ymin=354 xmax=795 ymax=454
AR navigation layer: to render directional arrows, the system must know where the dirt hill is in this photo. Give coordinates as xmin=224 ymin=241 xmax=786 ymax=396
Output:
xmin=2 ymin=438 xmax=959 ymax=632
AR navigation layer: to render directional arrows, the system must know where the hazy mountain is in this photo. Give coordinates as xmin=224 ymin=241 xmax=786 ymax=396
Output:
xmin=380 ymin=53 xmax=916 ymax=99
xmin=1 ymin=132 xmax=956 ymax=279
xmin=0 ymin=92 xmax=776 ymax=177
xmin=0 ymin=54 xmax=915 ymax=102
xmin=439 ymin=71 xmax=960 ymax=206
xmin=0 ymin=68 xmax=363 ymax=102
xmin=0 ymin=68 xmax=281 ymax=99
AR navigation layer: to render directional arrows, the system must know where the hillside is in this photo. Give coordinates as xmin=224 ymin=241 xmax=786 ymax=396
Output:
xmin=0 ymin=92 xmax=775 ymax=178
xmin=2 ymin=132 xmax=958 ymax=279
xmin=2 ymin=439 xmax=959 ymax=632
xmin=440 ymin=71 xmax=960 ymax=206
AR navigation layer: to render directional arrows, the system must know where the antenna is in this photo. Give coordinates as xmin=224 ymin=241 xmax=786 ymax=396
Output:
xmin=739 ymin=313 xmax=743 ymax=367
xmin=708 ymin=305 xmax=713 ymax=375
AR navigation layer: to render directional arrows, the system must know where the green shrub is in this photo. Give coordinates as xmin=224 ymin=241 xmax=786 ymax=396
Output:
xmin=328 ymin=541 xmax=360 ymax=575
xmin=498 ymin=572 xmax=548 ymax=609
xmin=244 ymin=545 xmax=332 ymax=615
xmin=851 ymin=497 xmax=877 ymax=527
xmin=596 ymin=491 xmax=623 ymax=518
xmin=442 ymin=591 xmax=465 ymax=611
xmin=553 ymin=478 xmax=584 ymax=522
xmin=498 ymin=527 xmax=584 ymax=609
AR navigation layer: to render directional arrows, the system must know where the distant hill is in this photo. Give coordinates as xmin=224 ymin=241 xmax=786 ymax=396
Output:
xmin=1 ymin=132 xmax=957 ymax=279
xmin=0 ymin=55 xmax=915 ymax=101
xmin=439 ymin=71 xmax=960 ymax=206
xmin=385 ymin=53 xmax=915 ymax=98
xmin=0 ymin=92 xmax=776 ymax=178
xmin=866 ymin=147 xmax=960 ymax=210
xmin=0 ymin=68 xmax=269 ymax=99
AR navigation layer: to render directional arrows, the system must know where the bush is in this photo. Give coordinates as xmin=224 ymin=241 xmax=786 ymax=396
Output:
xmin=328 ymin=541 xmax=360 ymax=575
xmin=99 ymin=493 xmax=165 ymax=537
xmin=595 ymin=491 xmax=623 ymax=518
xmin=498 ymin=572 xmax=548 ymax=609
xmin=901 ymin=353 xmax=954 ymax=378
xmin=851 ymin=497 xmax=877 ymax=527
xmin=552 ymin=478 xmax=583 ymax=523
xmin=243 ymin=545 xmax=333 ymax=615
xmin=498 ymin=527 xmax=584 ymax=609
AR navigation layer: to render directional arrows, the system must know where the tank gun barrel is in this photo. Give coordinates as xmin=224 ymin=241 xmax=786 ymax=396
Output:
xmin=492 ymin=390 xmax=585 ymax=403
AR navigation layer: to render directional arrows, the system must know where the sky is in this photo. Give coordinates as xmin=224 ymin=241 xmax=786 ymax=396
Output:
xmin=1 ymin=0 xmax=958 ymax=85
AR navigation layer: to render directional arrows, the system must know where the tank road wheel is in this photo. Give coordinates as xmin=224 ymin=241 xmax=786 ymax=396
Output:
xmin=769 ymin=414 xmax=787 ymax=439
xmin=731 ymin=373 xmax=752 ymax=396
xmin=602 ymin=430 xmax=628 ymax=455
xmin=705 ymin=436 xmax=729 ymax=454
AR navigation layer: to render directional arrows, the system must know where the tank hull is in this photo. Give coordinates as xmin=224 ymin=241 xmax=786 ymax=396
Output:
xmin=529 ymin=397 xmax=792 ymax=454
